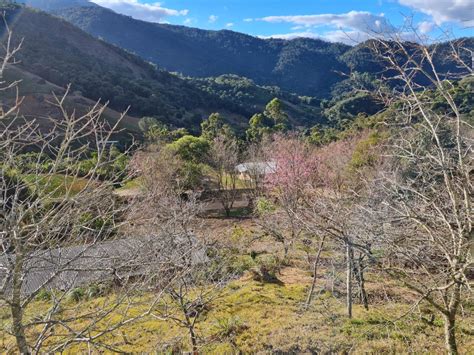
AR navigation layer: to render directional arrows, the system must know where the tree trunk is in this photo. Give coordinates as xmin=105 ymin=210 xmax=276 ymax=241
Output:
xmin=11 ymin=302 xmax=29 ymax=354
xmin=189 ymin=326 xmax=198 ymax=355
xmin=443 ymin=312 xmax=458 ymax=355
xmin=305 ymin=237 xmax=325 ymax=309
xmin=11 ymin=251 xmax=29 ymax=354
xmin=353 ymin=255 xmax=369 ymax=311
xmin=346 ymin=242 xmax=353 ymax=318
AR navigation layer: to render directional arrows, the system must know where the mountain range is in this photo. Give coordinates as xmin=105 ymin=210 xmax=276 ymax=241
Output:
xmin=3 ymin=0 xmax=473 ymax=135
xmin=2 ymin=3 xmax=324 ymax=134
xmin=26 ymin=0 xmax=352 ymax=98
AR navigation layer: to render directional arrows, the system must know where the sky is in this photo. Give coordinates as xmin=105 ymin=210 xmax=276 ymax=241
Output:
xmin=91 ymin=0 xmax=474 ymax=44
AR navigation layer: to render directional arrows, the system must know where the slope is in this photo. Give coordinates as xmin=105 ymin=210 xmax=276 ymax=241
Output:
xmin=1 ymin=5 xmax=324 ymax=133
xmin=26 ymin=0 xmax=351 ymax=98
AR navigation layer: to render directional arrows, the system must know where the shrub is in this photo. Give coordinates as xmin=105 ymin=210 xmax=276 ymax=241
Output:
xmin=214 ymin=316 xmax=248 ymax=338
xmin=36 ymin=289 xmax=52 ymax=301
xmin=67 ymin=287 xmax=86 ymax=303
xmin=251 ymin=255 xmax=282 ymax=283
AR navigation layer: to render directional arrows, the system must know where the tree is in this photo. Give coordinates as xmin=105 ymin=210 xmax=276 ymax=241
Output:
xmin=246 ymin=113 xmax=269 ymax=142
xmin=139 ymin=117 xmax=188 ymax=144
xmin=166 ymin=135 xmax=210 ymax=164
xmin=200 ymin=112 xmax=232 ymax=142
xmin=367 ymin=36 xmax=473 ymax=354
xmin=294 ymin=135 xmax=375 ymax=315
xmin=126 ymin=172 xmax=230 ymax=353
xmin=257 ymin=135 xmax=316 ymax=259
xmin=208 ymin=135 xmax=240 ymax=216
xmin=0 ymin=19 xmax=174 ymax=353
xmin=246 ymin=98 xmax=289 ymax=143
xmin=264 ymin=98 xmax=288 ymax=131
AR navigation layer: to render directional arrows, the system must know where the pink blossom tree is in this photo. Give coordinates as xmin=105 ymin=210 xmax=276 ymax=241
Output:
xmin=256 ymin=134 xmax=317 ymax=259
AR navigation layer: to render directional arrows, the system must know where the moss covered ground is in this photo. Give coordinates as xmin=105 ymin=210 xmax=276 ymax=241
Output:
xmin=1 ymin=272 xmax=473 ymax=353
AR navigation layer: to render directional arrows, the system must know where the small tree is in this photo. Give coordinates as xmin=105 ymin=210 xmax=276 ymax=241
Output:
xmin=167 ymin=135 xmax=210 ymax=163
xmin=257 ymin=135 xmax=316 ymax=259
xmin=208 ymin=134 xmax=240 ymax=216
xmin=264 ymin=98 xmax=289 ymax=131
xmin=367 ymin=35 xmax=473 ymax=354
xmin=200 ymin=113 xmax=232 ymax=142
xmin=295 ymin=136 xmax=375 ymax=315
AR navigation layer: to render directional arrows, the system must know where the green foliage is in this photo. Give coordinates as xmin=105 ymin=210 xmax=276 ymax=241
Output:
xmin=323 ymin=93 xmax=383 ymax=126
xmin=246 ymin=98 xmax=290 ymax=141
xmin=350 ymin=131 xmax=386 ymax=169
xmin=67 ymin=287 xmax=86 ymax=303
xmin=264 ymin=98 xmax=288 ymax=130
xmin=166 ymin=135 xmax=210 ymax=163
xmin=23 ymin=174 xmax=88 ymax=198
xmin=11 ymin=152 xmax=53 ymax=174
xmin=180 ymin=161 xmax=207 ymax=190
xmin=139 ymin=117 xmax=188 ymax=143
xmin=200 ymin=113 xmax=234 ymax=141
xmin=255 ymin=197 xmax=277 ymax=215
xmin=66 ymin=283 xmax=110 ymax=303
xmin=35 ymin=289 xmax=52 ymax=301
xmin=246 ymin=113 xmax=270 ymax=142
xmin=307 ymin=125 xmax=340 ymax=145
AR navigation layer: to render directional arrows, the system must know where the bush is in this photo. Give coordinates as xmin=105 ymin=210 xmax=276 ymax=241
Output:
xmin=67 ymin=287 xmax=86 ymax=303
xmin=36 ymin=289 xmax=52 ymax=301
xmin=214 ymin=316 xmax=248 ymax=338
xmin=251 ymin=255 xmax=282 ymax=283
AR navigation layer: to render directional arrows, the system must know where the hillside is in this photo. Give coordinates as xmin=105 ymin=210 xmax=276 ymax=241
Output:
xmin=2 ymin=5 xmax=324 ymax=132
xmin=26 ymin=1 xmax=473 ymax=100
xmin=2 ymin=65 xmax=141 ymax=144
xmin=26 ymin=0 xmax=351 ymax=98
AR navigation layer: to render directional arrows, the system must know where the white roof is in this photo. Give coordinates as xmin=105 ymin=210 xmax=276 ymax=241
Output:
xmin=235 ymin=161 xmax=276 ymax=174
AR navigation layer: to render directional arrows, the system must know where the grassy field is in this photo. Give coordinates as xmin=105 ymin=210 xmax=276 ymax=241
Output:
xmin=1 ymin=267 xmax=473 ymax=353
xmin=23 ymin=174 xmax=90 ymax=198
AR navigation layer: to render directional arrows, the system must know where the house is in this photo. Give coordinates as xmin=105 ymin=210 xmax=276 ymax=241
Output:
xmin=235 ymin=161 xmax=276 ymax=181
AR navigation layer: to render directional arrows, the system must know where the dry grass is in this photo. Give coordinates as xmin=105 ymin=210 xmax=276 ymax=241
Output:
xmin=1 ymin=270 xmax=473 ymax=353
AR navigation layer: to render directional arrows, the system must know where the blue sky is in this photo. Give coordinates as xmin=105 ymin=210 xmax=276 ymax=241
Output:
xmin=92 ymin=0 xmax=473 ymax=43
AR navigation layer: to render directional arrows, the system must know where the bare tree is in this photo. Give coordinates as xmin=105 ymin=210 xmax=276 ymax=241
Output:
xmin=208 ymin=135 xmax=240 ymax=217
xmin=296 ymin=136 xmax=376 ymax=315
xmin=367 ymin=34 xmax=473 ymax=354
xmin=255 ymin=135 xmax=315 ymax=259
xmin=0 ymin=18 xmax=175 ymax=353
xmin=126 ymin=172 xmax=231 ymax=353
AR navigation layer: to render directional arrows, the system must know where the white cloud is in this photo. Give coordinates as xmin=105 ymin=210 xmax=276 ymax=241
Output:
xmin=259 ymin=30 xmax=372 ymax=45
xmin=259 ymin=31 xmax=322 ymax=40
xmin=259 ymin=11 xmax=395 ymax=33
xmin=321 ymin=30 xmax=372 ymax=44
xmin=243 ymin=18 xmax=253 ymax=22
xmin=417 ymin=20 xmax=434 ymax=34
xmin=226 ymin=22 xmax=234 ymax=28
xmin=92 ymin=0 xmax=188 ymax=22
xmin=208 ymin=14 xmax=218 ymax=23
xmin=257 ymin=11 xmax=398 ymax=44
xmin=398 ymin=0 xmax=474 ymax=26
xmin=183 ymin=18 xmax=193 ymax=25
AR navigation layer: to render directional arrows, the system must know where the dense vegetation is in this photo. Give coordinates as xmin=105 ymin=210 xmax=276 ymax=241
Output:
xmin=42 ymin=3 xmax=348 ymax=98
xmin=1 ymin=2 xmax=473 ymax=353
xmin=26 ymin=0 xmax=474 ymax=100
xmin=3 ymin=5 xmax=324 ymax=133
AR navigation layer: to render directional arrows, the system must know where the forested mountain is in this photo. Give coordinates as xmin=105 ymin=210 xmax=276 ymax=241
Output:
xmin=25 ymin=0 xmax=473 ymax=100
xmin=26 ymin=0 xmax=351 ymax=97
xmin=2 ymin=5 xmax=323 ymax=132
